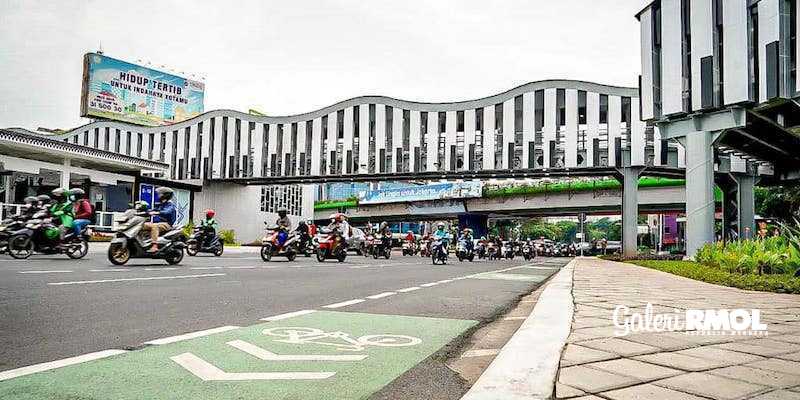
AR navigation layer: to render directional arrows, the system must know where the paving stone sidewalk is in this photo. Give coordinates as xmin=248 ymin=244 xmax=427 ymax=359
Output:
xmin=557 ymin=257 xmax=800 ymax=400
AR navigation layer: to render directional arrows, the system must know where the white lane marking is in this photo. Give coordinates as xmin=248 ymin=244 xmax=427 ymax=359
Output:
xmin=397 ymin=287 xmax=420 ymax=293
xmin=260 ymin=309 xmax=316 ymax=322
xmin=0 ymin=349 xmax=127 ymax=381
xmin=143 ymin=325 xmax=240 ymax=346
xmin=436 ymin=279 xmax=453 ymax=284
xmin=503 ymin=316 xmax=528 ymax=321
xmin=18 ymin=270 xmax=72 ymax=274
xmin=48 ymin=273 xmax=226 ymax=286
xmin=420 ymin=282 xmax=439 ymax=287
xmin=190 ymin=266 xmax=224 ymax=270
xmin=227 ymin=266 xmax=256 ymax=269
xmin=366 ymin=292 xmax=396 ymax=299
xmin=322 ymin=299 xmax=365 ymax=309
xmin=89 ymin=269 xmax=129 ymax=272
xmin=461 ymin=348 xmax=500 ymax=358
xmin=170 ymin=353 xmax=335 ymax=381
xmin=227 ymin=340 xmax=367 ymax=361
xmin=145 ymin=267 xmax=178 ymax=271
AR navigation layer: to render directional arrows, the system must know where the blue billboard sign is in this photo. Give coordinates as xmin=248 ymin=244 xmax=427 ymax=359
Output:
xmin=358 ymin=182 xmax=482 ymax=205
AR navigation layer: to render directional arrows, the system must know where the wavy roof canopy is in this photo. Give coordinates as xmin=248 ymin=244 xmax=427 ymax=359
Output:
xmin=27 ymin=80 xmax=638 ymax=139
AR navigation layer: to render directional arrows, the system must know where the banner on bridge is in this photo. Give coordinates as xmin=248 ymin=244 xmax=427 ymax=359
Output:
xmin=358 ymin=181 xmax=482 ymax=205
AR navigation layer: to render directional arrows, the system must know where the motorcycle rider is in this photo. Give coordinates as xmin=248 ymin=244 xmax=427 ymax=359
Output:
xmin=70 ymin=188 xmax=93 ymax=237
xmin=199 ymin=209 xmax=219 ymax=247
xmin=295 ymin=220 xmax=312 ymax=252
xmin=326 ymin=213 xmax=349 ymax=252
xmin=142 ymin=187 xmax=177 ymax=253
xmin=36 ymin=194 xmax=52 ymax=210
xmin=433 ymin=222 xmax=450 ymax=246
xmin=49 ymin=188 xmax=75 ymax=241
xmin=274 ymin=208 xmax=292 ymax=248
xmin=460 ymin=228 xmax=474 ymax=252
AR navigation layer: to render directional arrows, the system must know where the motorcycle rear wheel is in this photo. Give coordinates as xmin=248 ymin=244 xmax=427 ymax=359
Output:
xmin=213 ymin=242 xmax=224 ymax=257
xmin=166 ymin=249 xmax=184 ymax=265
xmin=66 ymin=239 xmax=89 ymax=259
xmin=186 ymin=243 xmax=199 ymax=256
xmin=316 ymin=249 xmax=326 ymax=262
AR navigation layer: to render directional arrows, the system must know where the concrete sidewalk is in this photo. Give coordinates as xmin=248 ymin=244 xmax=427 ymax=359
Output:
xmin=557 ymin=258 xmax=800 ymax=400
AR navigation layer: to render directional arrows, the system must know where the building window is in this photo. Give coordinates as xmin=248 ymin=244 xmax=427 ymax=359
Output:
xmin=748 ymin=5 xmax=759 ymax=101
xmin=599 ymin=94 xmax=609 ymax=124
xmin=681 ymin=0 xmax=692 ymax=112
xmin=437 ymin=111 xmax=446 ymax=171
xmin=368 ymin=105 xmax=376 ymax=173
xmin=385 ymin=106 xmax=393 ymax=172
xmin=260 ymin=185 xmax=304 ymax=216
xmin=352 ymin=106 xmax=360 ymax=173
xmin=652 ymin=3 xmax=663 ymax=116
xmin=578 ymin=90 xmax=587 ymax=125
xmin=457 ymin=110 xmax=465 ymax=131
xmin=534 ymin=90 xmax=544 ymax=132
xmin=556 ymin=89 xmax=566 ymax=126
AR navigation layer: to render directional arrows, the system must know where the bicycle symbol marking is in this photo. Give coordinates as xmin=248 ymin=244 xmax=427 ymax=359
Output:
xmin=262 ymin=327 xmax=422 ymax=352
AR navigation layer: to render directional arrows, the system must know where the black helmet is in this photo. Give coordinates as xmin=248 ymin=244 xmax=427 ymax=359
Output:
xmin=36 ymin=194 xmax=51 ymax=204
xmin=51 ymin=188 xmax=67 ymax=201
xmin=277 ymin=208 xmax=287 ymax=217
xmin=23 ymin=196 xmax=38 ymax=204
xmin=155 ymin=186 xmax=174 ymax=201
xmin=70 ymin=188 xmax=86 ymax=198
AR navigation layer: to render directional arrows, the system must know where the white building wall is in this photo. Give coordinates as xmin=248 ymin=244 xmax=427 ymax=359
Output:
xmin=586 ymin=92 xmax=600 ymax=167
xmin=640 ymin=9 xmax=655 ymax=120
xmin=661 ymin=0 xmax=684 ymax=115
xmin=311 ymin=118 xmax=322 ymax=175
xmin=543 ymin=89 xmax=556 ymax=168
xmin=482 ymin=105 xmax=495 ymax=170
xmin=607 ymin=96 xmax=622 ymax=167
xmin=502 ymin=99 xmax=514 ymax=169
xmin=358 ymin=105 xmax=370 ymax=174
xmin=522 ymin=92 xmax=534 ymax=168
xmin=690 ymin=0 xmax=714 ymax=111
xmin=393 ymin=107 xmax=403 ymax=173
xmin=410 ymin=110 xmax=421 ymax=172
xmin=445 ymin=110 xmax=457 ymax=170
xmin=375 ymin=105 xmax=386 ymax=172
xmin=758 ymin=0 xmax=781 ymax=102
xmin=723 ymin=0 xmax=752 ymax=104
xmin=565 ymin=89 xmax=578 ymax=168
xmin=426 ymin=111 xmax=438 ymax=172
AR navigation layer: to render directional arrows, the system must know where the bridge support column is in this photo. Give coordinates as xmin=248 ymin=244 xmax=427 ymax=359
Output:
xmin=617 ymin=166 xmax=644 ymax=258
xmin=681 ymin=131 xmax=717 ymax=257
xmin=61 ymin=159 xmax=72 ymax=188
xmin=717 ymin=172 xmax=756 ymax=241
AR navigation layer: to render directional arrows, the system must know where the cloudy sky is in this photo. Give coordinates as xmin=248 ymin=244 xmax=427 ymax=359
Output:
xmin=0 ymin=0 xmax=648 ymax=131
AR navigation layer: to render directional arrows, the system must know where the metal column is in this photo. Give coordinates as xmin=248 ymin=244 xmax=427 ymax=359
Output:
xmin=619 ymin=167 xmax=643 ymax=258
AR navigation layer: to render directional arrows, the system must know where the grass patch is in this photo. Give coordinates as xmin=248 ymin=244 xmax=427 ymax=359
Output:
xmin=625 ymin=259 xmax=800 ymax=294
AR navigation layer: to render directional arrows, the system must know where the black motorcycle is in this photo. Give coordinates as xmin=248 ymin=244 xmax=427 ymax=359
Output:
xmin=186 ymin=225 xmax=224 ymax=256
xmin=431 ymin=237 xmax=449 ymax=265
xmin=372 ymin=232 xmax=392 ymax=259
xmin=107 ymin=209 xmax=185 ymax=265
xmin=7 ymin=211 xmax=89 ymax=259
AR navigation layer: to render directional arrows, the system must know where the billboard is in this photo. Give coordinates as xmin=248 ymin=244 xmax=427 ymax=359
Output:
xmin=80 ymin=53 xmax=204 ymax=126
xmin=358 ymin=181 xmax=483 ymax=205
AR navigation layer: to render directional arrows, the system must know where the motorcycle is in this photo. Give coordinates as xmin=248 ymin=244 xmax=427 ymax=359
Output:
xmin=401 ymin=241 xmax=417 ymax=256
xmin=431 ymin=237 xmax=449 ymax=265
xmin=107 ymin=209 xmax=185 ymax=265
xmin=372 ymin=232 xmax=392 ymax=259
xmin=522 ymin=242 xmax=536 ymax=261
xmin=7 ymin=210 xmax=90 ymax=260
xmin=486 ymin=242 xmax=499 ymax=260
xmin=502 ymin=241 xmax=515 ymax=259
xmin=0 ymin=213 xmax=32 ymax=254
xmin=316 ymin=228 xmax=347 ymax=262
xmin=260 ymin=226 xmax=299 ymax=261
xmin=186 ymin=225 xmax=224 ymax=256
xmin=418 ymin=238 xmax=431 ymax=258
xmin=361 ymin=233 xmax=375 ymax=258
xmin=475 ymin=241 xmax=487 ymax=259
xmin=297 ymin=231 xmax=315 ymax=257
xmin=456 ymin=238 xmax=474 ymax=262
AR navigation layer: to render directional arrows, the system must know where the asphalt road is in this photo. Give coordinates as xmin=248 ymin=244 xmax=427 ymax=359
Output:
xmin=0 ymin=245 xmax=569 ymax=400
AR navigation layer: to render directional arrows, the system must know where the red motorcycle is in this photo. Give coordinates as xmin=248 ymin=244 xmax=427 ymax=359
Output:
xmin=260 ymin=226 xmax=298 ymax=262
xmin=315 ymin=228 xmax=347 ymax=262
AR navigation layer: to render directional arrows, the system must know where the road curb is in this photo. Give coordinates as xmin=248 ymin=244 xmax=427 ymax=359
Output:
xmin=460 ymin=258 xmax=576 ymax=400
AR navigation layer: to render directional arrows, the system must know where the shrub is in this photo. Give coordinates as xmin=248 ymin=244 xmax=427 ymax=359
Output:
xmin=600 ymin=253 xmax=684 ymax=262
xmin=219 ymin=229 xmax=236 ymax=245
xmin=627 ymin=260 xmax=800 ymax=294
xmin=695 ymin=237 xmax=799 ymax=276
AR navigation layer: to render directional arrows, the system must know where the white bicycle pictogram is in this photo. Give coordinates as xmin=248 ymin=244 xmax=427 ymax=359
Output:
xmin=262 ymin=327 xmax=422 ymax=352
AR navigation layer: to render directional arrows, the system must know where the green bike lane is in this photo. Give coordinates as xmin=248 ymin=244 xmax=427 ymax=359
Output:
xmin=0 ymin=311 xmax=474 ymax=400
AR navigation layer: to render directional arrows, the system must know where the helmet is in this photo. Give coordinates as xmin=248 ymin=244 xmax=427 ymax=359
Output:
xmin=155 ymin=186 xmax=174 ymax=202
xmin=205 ymin=209 xmax=215 ymax=218
xmin=298 ymin=220 xmax=307 ymax=227
xmin=70 ymin=188 xmax=85 ymax=199
xmin=134 ymin=201 xmax=149 ymax=212
xmin=36 ymin=194 xmax=51 ymax=205
xmin=407 ymin=230 xmax=413 ymax=234
xmin=277 ymin=208 xmax=287 ymax=217
xmin=436 ymin=222 xmax=445 ymax=229
xmin=51 ymin=188 xmax=67 ymax=201
xmin=23 ymin=196 xmax=38 ymax=204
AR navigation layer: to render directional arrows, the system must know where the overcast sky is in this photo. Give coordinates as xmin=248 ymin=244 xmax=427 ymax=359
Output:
xmin=0 ymin=0 xmax=648 ymax=131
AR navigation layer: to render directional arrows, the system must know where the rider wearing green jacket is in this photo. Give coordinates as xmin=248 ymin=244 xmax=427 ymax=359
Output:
xmin=49 ymin=188 xmax=75 ymax=241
